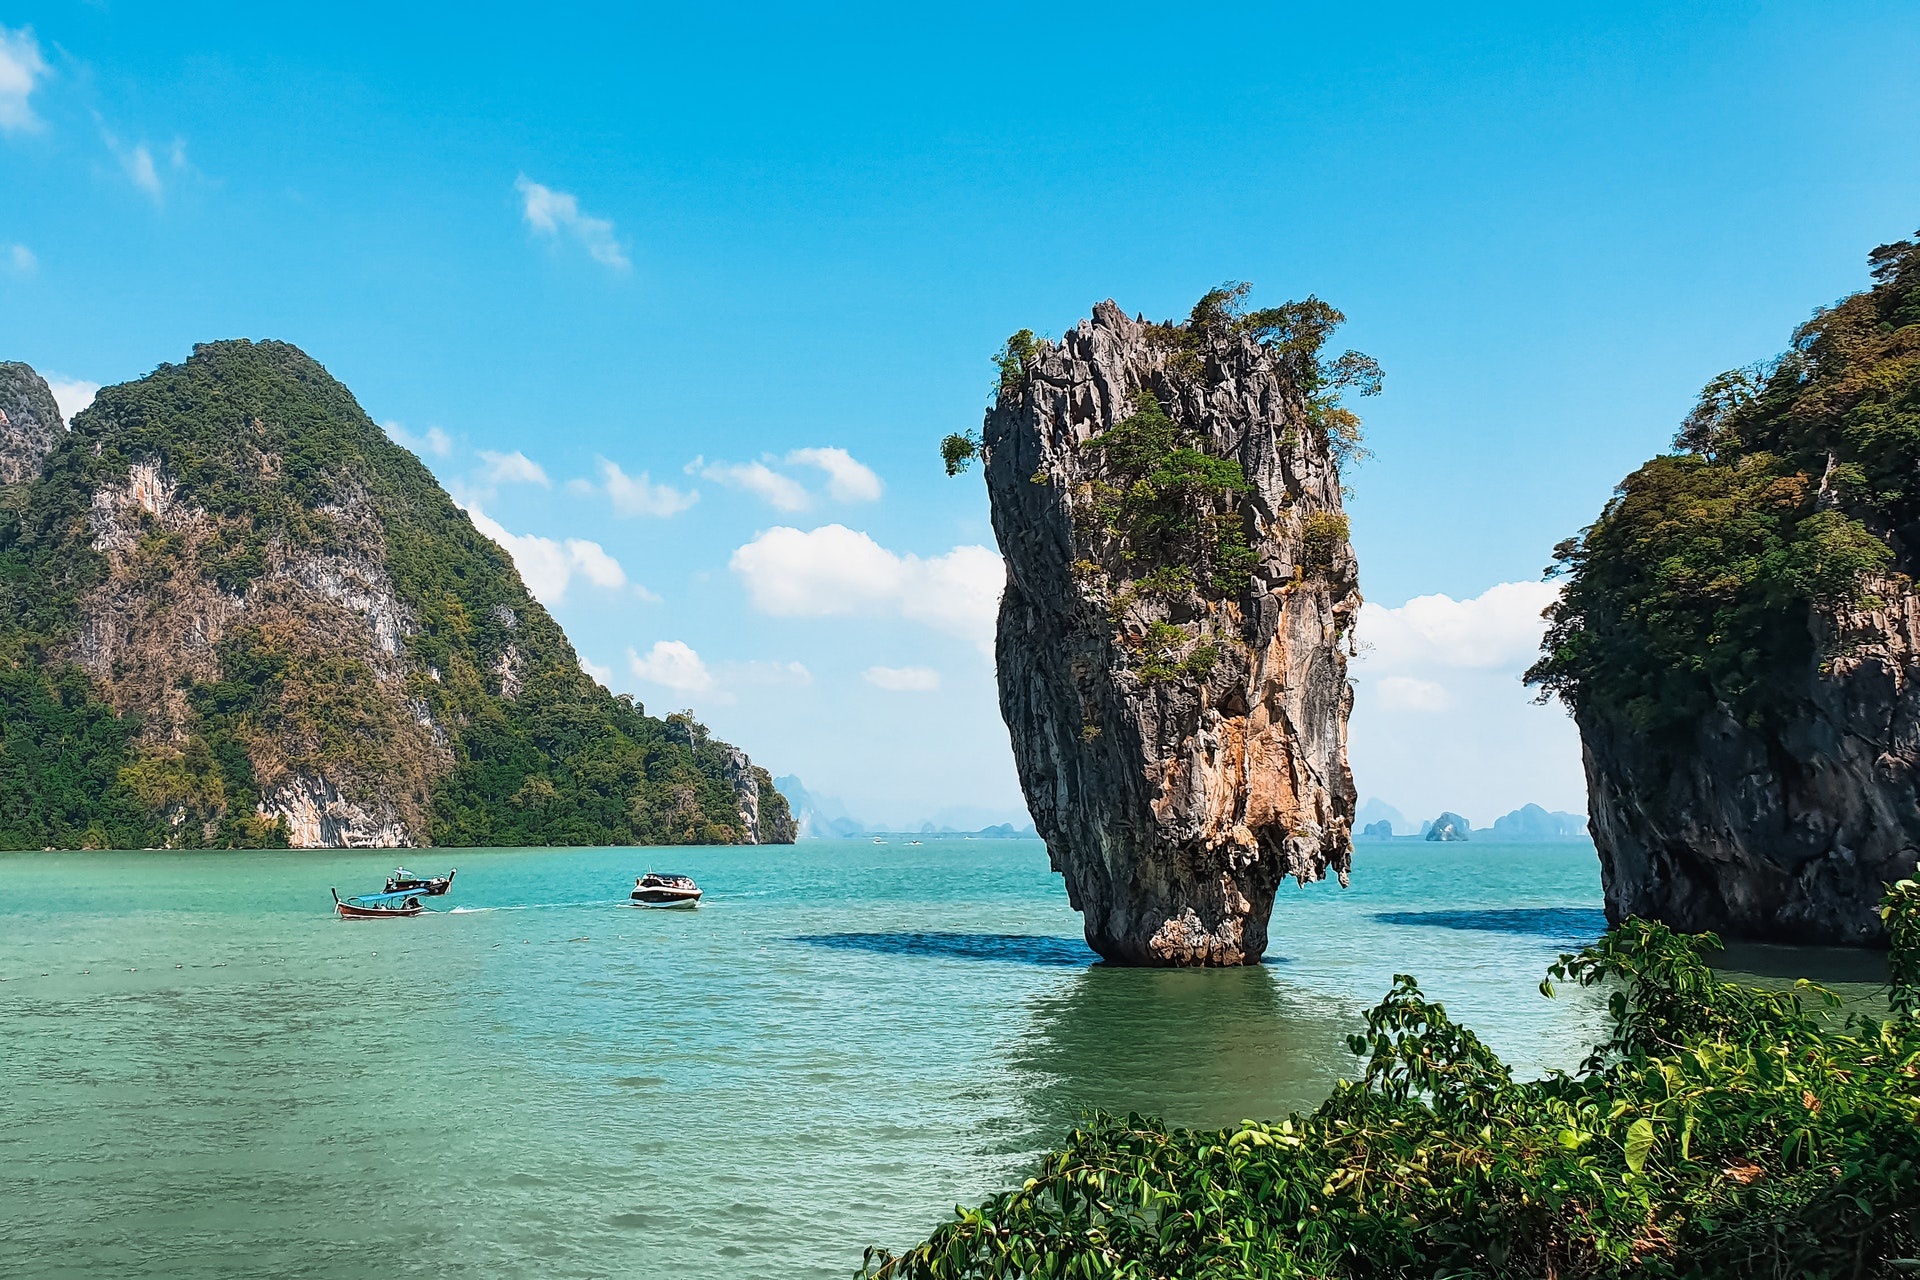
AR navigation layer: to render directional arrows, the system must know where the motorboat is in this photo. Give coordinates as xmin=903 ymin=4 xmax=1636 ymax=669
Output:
xmin=630 ymin=872 xmax=702 ymax=909
xmin=384 ymin=866 xmax=456 ymax=896
xmin=332 ymin=887 xmax=426 ymax=918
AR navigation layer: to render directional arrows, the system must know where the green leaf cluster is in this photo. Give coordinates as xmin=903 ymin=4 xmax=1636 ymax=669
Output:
xmin=1083 ymin=391 xmax=1259 ymax=600
xmin=1529 ymin=233 xmax=1920 ymax=739
xmin=864 ymin=878 xmax=1920 ymax=1279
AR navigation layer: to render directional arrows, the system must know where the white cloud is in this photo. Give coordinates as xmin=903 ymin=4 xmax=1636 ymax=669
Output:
xmin=1374 ymin=675 xmax=1452 ymax=712
xmin=729 ymin=524 xmax=1004 ymax=654
xmin=0 ymin=26 xmax=47 ymax=134
xmin=6 ymin=243 xmax=34 ymax=275
xmin=464 ymin=502 xmax=628 ymax=605
xmin=384 ymin=421 xmax=454 ymax=458
xmin=787 ymin=447 xmax=883 ymax=503
xmin=692 ymin=456 xmax=811 ymax=511
xmin=580 ymin=656 xmax=613 ymax=685
xmin=515 ymin=175 xmax=629 ymax=271
xmin=1358 ymin=580 xmax=1560 ymax=672
xmin=45 ymin=376 xmax=99 ymax=423
xmin=1348 ymin=580 xmax=1586 ymax=826
xmin=628 ymin=640 xmax=714 ymax=693
xmin=864 ymin=665 xmax=941 ymax=692
xmin=596 ymin=458 xmax=698 ymax=518
xmin=100 ymin=126 xmax=164 ymax=202
xmin=477 ymin=449 xmax=550 ymax=488
xmin=565 ymin=537 xmax=626 ymax=589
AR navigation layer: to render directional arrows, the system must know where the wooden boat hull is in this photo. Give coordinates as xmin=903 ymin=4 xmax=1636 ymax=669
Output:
xmin=335 ymin=900 xmax=424 ymax=918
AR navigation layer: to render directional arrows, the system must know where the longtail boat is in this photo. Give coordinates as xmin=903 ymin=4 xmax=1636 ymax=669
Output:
xmin=384 ymin=866 xmax=456 ymax=896
xmin=331 ymin=887 xmax=426 ymax=919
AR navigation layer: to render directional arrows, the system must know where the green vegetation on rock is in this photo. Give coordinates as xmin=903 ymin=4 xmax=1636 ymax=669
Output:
xmin=1528 ymin=232 xmax=1920 ymax=739
xmin=864 ymin=879 xmax=1920 ymax=1278
xmin=0 ymin=340 xmax=792 ymax=849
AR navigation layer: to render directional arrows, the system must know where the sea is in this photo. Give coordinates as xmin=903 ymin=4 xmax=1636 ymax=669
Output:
xmin=0 ymin=837 xmax=1887 ymax=1278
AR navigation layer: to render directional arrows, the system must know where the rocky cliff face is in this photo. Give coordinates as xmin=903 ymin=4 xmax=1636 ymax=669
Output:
xmin=983 ymin=298 xmax=1363 ymax=965
xmin=1531 ymin=230 xmax=1920 ymax=945
xmin=0 ymin=341 xmax=793 ymax=851
xmin=1580 ymin=582 xmax=1920 ymax=944
xmin=0 ymin=363 xmax=64 ymax=485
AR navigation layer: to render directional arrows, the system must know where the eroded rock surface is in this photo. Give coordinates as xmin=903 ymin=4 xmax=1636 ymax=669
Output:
xmin=0 ymin=362 xmax=64 ymax=485
xmin=1583 ymin=582 xmax=1920 ymax=945
xmin=984 ymin=301 xmax=1361 ymax=965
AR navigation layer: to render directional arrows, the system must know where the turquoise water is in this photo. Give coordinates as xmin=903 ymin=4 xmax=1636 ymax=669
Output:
xmin=3 ymin=838 xmax=1628 ymax=1276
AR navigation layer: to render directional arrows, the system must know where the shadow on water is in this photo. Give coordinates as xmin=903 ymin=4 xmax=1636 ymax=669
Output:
xmin=1372 ymin=907 xmax=1609 ymax=947
xmin=1007 ymin=964 xmax=1355 ymax=1141
xmin=1713 ymin=940 xmax=1890 ymax=987
xmin=791 ymin=931 xmax=1100 ymax=968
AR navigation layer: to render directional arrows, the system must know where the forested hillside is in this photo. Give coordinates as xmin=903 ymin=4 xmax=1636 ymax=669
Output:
xmin=0 ymin=340 xmax=792 ymax=850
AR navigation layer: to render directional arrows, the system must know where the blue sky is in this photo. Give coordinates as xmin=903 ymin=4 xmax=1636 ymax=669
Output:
xmin=3 ymin=2 xmax=1918 ymax=828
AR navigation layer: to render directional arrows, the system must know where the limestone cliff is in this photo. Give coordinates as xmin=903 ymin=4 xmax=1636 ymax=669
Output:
xmin=0 ymin=340 xmax=793 ymax=851
xmin=1531 ymin=230 xmax=1920 ymax=944
xmin=0 ymin=363 xmax=64 ymax=486
xmin=978 ymin=293 xmax=1370 ymax=965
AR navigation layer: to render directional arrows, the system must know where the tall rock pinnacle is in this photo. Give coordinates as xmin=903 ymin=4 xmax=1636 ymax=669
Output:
xmin=975 ymin=294 xmax=1369 ymax=965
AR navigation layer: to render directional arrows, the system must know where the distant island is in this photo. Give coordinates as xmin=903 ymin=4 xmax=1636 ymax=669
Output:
xmin=1355 ymin=798 xmax=1589 ymax=841
xmin=774 ymin=775 xmax=1036 ymax=839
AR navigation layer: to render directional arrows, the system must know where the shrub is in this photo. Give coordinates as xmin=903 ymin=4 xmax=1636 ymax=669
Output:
xmin=863 ymin=877 xmax=1920 ymax=1279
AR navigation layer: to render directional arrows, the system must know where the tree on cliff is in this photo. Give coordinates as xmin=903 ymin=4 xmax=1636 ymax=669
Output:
xmin=1528 ymin=232 xmax=1917 ymax=735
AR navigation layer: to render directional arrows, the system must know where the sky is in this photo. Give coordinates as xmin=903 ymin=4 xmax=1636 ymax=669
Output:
xmin=2 ymin=2 xmax=1917 ymax=829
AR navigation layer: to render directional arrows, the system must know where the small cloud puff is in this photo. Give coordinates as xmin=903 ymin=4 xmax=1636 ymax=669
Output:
xmin=385 ymin=421 xmax=455 ymax=459
xmin=690 ymin=456 xmax=810 ymax=511
xmin=786 ymin=447 xmax=883 ymax=503
xmin=516 ymin=175 xmax=629 ymax=271
xmin=464 ymin=502 xmax=627 ymax=605
xmin=628 ymin=640 xmax=714 ymax=693
xmin=477 ymin=449 xmax=550 ymax=489
xmin=6 ymin=242 xmax=34 ymax=275
xmin=591 ymin=458 xmax=698 ymax=518
xmin=687 ymin=447 xmax=883 ymax=511
xmin=863 ymin=665 xmax=941 ymax=692
xmin=45 ymin=376 xmax=99 ymax=423
xmin=0 ymin=26 xmax=48 ymax=134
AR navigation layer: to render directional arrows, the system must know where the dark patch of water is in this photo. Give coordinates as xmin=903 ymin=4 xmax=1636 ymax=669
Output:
xmin=1372 ymin=907 xmax=1608 ymax=944
xmin=791 ymin=931 xmax=1097 ymax=967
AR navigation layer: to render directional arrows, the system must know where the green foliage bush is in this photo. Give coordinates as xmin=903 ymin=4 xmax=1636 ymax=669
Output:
xmin=864 ymin=879 xmax=1920 ymax=1279
xmin=1088 ymin=391 xmax=1260 ymax=599
xmin=1530 ymin=232 xmax=1920 ymax=739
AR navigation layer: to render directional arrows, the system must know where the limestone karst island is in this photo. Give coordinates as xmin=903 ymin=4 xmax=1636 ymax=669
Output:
xmin=4 ymin=7 xmax=1919 ymax=1278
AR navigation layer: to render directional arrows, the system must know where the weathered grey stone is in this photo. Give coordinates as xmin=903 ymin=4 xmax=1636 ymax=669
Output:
xmin=1424 ymin=812 xmax=1470 ymax=842
xmin=1582 ymin=583 xmax=1920 ymax=945
xmin=0 ymin=362 xmax=64 ymax=485
xmin=983 ymin=301 xmax=1360 ymax=966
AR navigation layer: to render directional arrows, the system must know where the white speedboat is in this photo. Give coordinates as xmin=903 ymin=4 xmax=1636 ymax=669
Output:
xmin=630 ymin=872 xmax=702 ymax=909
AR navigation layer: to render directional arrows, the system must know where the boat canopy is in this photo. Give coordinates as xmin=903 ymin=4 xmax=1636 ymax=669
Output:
xmin=345 ymin=888 xmax=424 ymax=906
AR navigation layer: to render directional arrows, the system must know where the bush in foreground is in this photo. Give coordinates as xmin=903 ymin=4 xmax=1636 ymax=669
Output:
xmin=864 ymin=877 xmax=1920 ymax=1278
